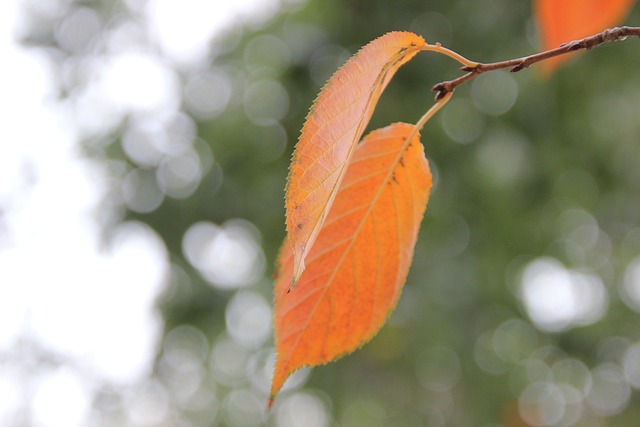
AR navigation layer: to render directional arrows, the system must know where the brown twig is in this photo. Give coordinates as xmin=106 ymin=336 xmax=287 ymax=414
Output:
xmin=432 ymin=26 xmax=640 ymax=100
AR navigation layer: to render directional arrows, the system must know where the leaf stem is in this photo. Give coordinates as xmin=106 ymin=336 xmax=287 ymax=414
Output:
xmin=421 ymin=43 xmax=478 ymax=68
xmin=431 ymin=25 xmax=640 ymax=99
xmin=401 ymin=91 xmax=453 ymax=155
xmin=415 ymin=91 xmax=453 ymax=132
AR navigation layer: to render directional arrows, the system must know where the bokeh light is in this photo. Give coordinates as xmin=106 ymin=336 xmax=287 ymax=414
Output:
xmin=476 ymin=126 xmax=530 ymax=188
xmin=182 ymin=220 xmax=266 ymax=289
xmin=519 ymin=257 xmax=608 ymax=332
xmin=622 ymin=256 xmax=640 ymax=311
xmin=31 ymin=368 xmax=91 ymax=427
xmin=225 ymin=290 xmax=273 ymax=349
xmin=441 ymin=97 xmax=485 ymax=144
xmin=243 ymin=79 xmax=290 ymax=125
xmin=275 ymin=392 xmax=331 ymax=427
xmin=211 ymin=334 xmax=251 ymax=388
xmin=184 ymin=69 xmax=233 ymax=120
xmin=471 ymin=70 xmax=519 ymax=116
xmin=223 ymin=388 xmax=266 ymax=427
xmin=124 ymin=380 xmax=171 ymax=426
xmin=587 ymin=363 xmax=630 ymax=417
xmin=416 ymin=345 xmax=461 ymax=392
xmin=519 ymin=381 xmax=567 ymax=426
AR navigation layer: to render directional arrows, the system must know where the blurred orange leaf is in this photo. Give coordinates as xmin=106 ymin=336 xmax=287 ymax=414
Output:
xmin=286 ymin=32 xmax=426 ymax=285
xmin=535 ymin=0 xmax=635 ymax=75
xmin=271 ymin=123 xmax=431 ymax=405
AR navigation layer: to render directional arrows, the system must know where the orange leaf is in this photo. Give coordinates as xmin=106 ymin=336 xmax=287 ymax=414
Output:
xmin=535 ymin=0 xmax=635 ymax=75
xmin=270 ymin=123 xmax=431 ymax=405
xmin=286 ymin=32 xmax=426 ymax=284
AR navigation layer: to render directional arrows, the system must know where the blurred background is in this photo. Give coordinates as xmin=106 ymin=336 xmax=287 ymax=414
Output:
xmin=1 ymin=0 xmax=640 ymax=425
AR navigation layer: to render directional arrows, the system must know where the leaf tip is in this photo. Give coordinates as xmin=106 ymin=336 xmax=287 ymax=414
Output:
xmin=289 ymin=269 xmax=302 ymax=293
xmin=269 ymin=363 xmax=290 ymax=411
xmin=290 ymin=252 xmax=306 ymax=291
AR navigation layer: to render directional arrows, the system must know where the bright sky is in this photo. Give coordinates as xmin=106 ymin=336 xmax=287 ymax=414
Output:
xmin=0 ymin=0 xmax=284 ymax=425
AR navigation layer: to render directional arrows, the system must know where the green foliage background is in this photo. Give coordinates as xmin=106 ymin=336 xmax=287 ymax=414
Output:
xmin=30 ymin=0 xmax=640 ymax=425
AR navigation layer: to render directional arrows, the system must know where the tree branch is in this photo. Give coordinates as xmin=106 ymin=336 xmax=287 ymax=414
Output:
xmin=432 ymin=26 xmax=640 ymax=100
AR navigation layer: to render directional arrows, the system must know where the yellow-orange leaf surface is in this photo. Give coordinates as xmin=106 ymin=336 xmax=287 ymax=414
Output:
xmin=535 ymin=0 xmax=635 ymax=74
xmin=286 ymin=31 xmax=426 ymax=284
xmin=271 ymin=123 xmax=431 ymax=405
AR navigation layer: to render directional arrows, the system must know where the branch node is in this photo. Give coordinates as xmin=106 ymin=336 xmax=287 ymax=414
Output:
xmin=434 ymin=89 xmax=448 ymax=100
xmin=569 ymin=42 xmax=581 ymax=51
xmin=432 ymin=83 xmax=450 ymax=100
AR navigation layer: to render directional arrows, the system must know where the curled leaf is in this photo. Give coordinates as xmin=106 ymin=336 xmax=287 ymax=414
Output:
xmin=286 ymin=31 xmax=426 ymax=285
xmin=271 ymin=123 xmax=432 ymax=406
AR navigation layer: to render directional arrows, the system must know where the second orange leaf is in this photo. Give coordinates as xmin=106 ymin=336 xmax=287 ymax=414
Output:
xmin=271 ymin=122 xmax=432 ymax=405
